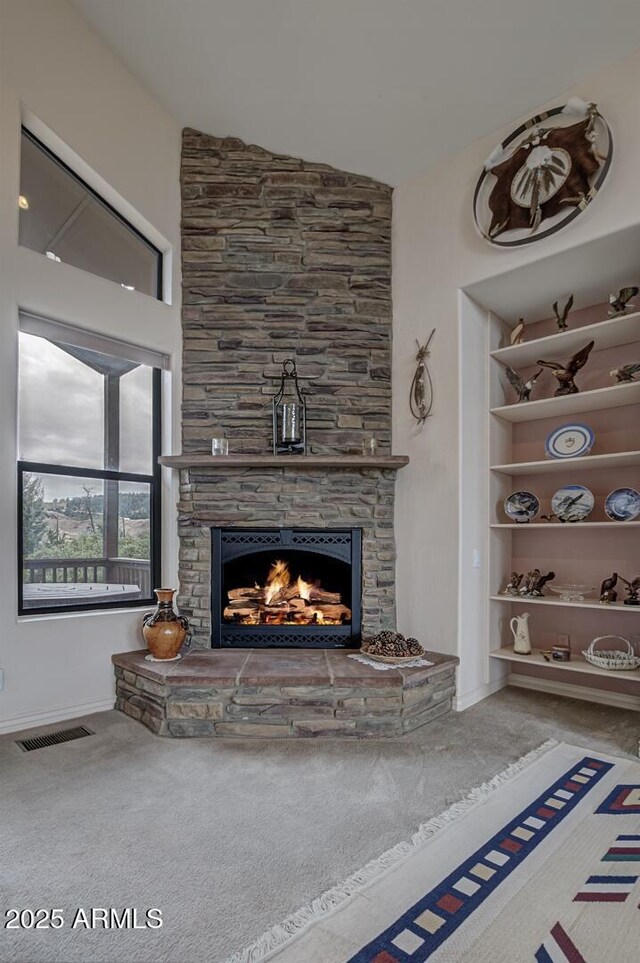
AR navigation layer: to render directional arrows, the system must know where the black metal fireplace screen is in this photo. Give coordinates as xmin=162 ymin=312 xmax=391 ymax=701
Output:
xmin=211 ymin=527 xmax=362 ymax=648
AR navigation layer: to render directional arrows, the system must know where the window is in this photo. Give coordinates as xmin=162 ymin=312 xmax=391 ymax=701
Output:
xmin=19 ymin=128 xmax=163 ymax=299
xmin=18 ymin=314 xmax=163 ymax=614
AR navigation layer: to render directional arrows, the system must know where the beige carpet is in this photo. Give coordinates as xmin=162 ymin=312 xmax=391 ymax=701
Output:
xmin=0 ymin=688 xmax=637 ymax=962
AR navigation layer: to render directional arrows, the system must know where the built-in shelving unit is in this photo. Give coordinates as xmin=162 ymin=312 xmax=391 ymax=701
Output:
xmin=490 ymin=647 xmax=640 ymax=682
xmin=491 ymin=450 xmax=640 ymax=476
xmin=490 ymin=381 xmax=640 ymax=423
xmin=486 ymin=299 xmax=640 ymax=711
xmin=491 ymin=310 xmax=640 ymax=368
xmin=489 ymin=595 xmax=639 ymax=613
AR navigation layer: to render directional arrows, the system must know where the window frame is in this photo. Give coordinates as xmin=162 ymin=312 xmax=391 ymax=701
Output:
xmin=17 ymin=367 xmax=162 ymax=617
xmin=20 ymin=126 xmax=164 ymax=301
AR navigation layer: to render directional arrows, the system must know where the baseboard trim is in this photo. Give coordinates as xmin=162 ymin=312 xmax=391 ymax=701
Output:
xmin=508 ymin=673 xmax=640 ymax=713
xmin=453 ymin=675 xmax=507 ymax=711
xmin=0 ymin=698 xmax=114 ymax=735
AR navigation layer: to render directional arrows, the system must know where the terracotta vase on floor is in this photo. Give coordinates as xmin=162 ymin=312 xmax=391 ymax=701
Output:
xmin=142 ymin=589 xmax=189 ymax=660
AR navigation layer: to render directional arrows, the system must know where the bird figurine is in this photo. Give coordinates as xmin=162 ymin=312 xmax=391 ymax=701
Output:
xmin=608 ymin=286 xmax=639 ymax=318
xmin=519 ymin=569 xmax=555 ymax=597
xmin=599 ymin=572 xmax=618 ymax=604
xmin=610 ymin=362 xmax=640 ymax=384
xmin=503 ymin=572 xmax=524 ymax=595
xmin=537 ymin=340 xmax=594 ymax=396
xmin=552 ymin=294 xmax=574 ymax=331
xmin=505 ymin=365 xmax=543 ymax=403
xmin=509 ymin=319 xmax=525 ymax=346
xmin=620 ymin=576 xmax=640 ymax=606
xmin=533 ymin=570 xmax=555 ymax=596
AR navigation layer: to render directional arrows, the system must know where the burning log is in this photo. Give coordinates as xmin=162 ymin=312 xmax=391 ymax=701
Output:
xmin=225 ymin=558 xmax=350 ymax=626
xmin=228 ymin=587 xmax=262 ymax=601
xmin=223 ymin=605 xmax=260 ymax=620
xmin=309 ymin=603 xmax=351 ymax=622
xmin=265 ymin=585 xmax=299 ymax=605
xmin=307 ymin=588 xmax=341 ymax=604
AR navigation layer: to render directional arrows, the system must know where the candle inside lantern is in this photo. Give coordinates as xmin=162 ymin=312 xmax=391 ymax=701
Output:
xmin=281 ymin=403 xmax=301 ymax=444
xmin=272 ymin=358 xmax=306 ymax=454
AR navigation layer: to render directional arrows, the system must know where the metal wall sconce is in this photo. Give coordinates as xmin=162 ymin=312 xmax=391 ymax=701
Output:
xmin=272 ymin=359 xmax=306 ymax=455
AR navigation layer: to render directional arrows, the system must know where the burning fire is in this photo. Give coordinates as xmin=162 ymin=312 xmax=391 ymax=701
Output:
xmin=224 ymin=558 xmax=351 ymax=626
xmin=264 ymin=559 xmax=291 ymax=606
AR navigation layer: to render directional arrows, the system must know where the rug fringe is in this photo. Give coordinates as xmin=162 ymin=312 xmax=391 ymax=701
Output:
xmin=225 ymin=738 xmax=559 ymax=963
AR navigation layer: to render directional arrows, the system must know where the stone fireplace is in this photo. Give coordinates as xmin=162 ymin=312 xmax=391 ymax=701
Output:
xmin=167 ymin=457 xmax=405 ymax=648
xmin=172 ymin=128 xmax=400 ymax=650
xmin=112 ymin=131 xmax=459 ymax=738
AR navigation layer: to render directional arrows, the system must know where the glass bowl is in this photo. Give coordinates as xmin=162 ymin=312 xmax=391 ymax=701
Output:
xmin=549 ymin=584 xmax=595 ymax=602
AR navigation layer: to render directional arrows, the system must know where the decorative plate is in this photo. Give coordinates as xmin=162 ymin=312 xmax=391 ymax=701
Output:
xmin=550 ymin=484 xmax=594 ymax=522
xmin=473 ymin=99 xmax=612 ymax=247
xmin=504 ymin=490 xmax=540 ymax=523
xmin=604 ymin=487 xmax=640 ymax=522
xmin=545 ymin=423 xmax=594 ymax=459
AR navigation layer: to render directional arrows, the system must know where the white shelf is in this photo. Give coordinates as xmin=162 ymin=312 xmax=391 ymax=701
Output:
xmin=491 ymin=311 xmax=640 ymax=369
xmin=490 ymin=594 xmax=640 ymax=613
xmin=490 ymin=382 xmax=640 ymax=423
xmin=491 ymin=450 xmax=640 ymax=476
xmin=491 ymin=522 xmax=640 ymax=530
xmin=490 ymin=647 xmax=640 ymax=681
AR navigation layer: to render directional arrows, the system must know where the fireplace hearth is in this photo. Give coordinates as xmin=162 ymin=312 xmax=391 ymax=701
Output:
xmin=211 ymin=527 xmax=362 ymax=648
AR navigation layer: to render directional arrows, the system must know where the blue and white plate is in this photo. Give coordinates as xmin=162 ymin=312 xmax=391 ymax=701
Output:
xmin=545 ymin=423 xmax=594 ymax=459
xmin=504 ymin=490 xmax=540 ymax=523
xmin=551 ymin=485 xmax=594 ymax=522
xmin=604 ymin=488 xmax=640 ymax=522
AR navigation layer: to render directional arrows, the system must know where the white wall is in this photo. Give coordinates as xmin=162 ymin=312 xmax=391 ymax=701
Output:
xmin=0 ymin=0 xmax=182 ymax=733
xmin=392 ymin=46 xmax=640 ymax=705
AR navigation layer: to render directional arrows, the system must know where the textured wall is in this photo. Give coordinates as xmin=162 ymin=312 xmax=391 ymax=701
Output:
xmin=180 ymin=129 xmax=392 ymax=455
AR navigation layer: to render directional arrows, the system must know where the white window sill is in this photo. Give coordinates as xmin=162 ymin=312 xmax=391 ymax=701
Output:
xmin=17 ymin=604 xmax=153 ymax=624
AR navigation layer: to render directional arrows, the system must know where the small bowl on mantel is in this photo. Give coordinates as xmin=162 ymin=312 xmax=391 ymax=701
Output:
xmin=549 ymin=584 xmax=596 ymax=602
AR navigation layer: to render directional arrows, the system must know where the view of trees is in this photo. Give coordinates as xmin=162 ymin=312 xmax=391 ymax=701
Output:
xmin=22 ymin=473 xmax=150 ymax=561
xmin=22 ymin=473 xmax=48 ymax=555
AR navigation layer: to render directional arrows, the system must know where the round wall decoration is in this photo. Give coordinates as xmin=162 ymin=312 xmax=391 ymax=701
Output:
xmin=473 ymin=98 xmax=612 ymax=247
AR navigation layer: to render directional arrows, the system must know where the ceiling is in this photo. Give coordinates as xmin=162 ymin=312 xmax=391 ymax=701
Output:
xmin=73 ymin=0 xmax=640 ymax=185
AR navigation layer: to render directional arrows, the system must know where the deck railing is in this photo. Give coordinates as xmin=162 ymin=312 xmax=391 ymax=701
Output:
xmin=23 ymin=557 xmax=151 ymax=597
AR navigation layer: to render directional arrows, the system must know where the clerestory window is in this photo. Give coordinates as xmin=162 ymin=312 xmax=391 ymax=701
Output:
xmin=19 ymin=128 xmax=163 ymax=299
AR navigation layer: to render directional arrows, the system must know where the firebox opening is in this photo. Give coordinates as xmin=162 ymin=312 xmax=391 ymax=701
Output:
xmin=211 ymin=527 xmax=362 ymax=648
xmin=222 ymin=550 xmax=352 ymax=626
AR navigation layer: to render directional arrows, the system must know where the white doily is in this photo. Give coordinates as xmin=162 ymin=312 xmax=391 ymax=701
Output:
xmin=347 ymin=653 xmax=434 ymax=671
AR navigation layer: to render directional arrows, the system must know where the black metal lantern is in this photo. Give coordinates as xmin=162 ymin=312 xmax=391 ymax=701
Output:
xmin=272 ymin=359 xmax=306 ymax=455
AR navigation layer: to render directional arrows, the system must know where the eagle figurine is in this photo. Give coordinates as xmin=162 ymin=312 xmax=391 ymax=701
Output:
xmin=537 ymin=340 xmax=594 ymax=396
xmin=599 ymin=572 xmax=618 ymax=604
xmin=620 ymin=575 xmax=640 ymax=606
xmin=610 ymin=362 xmax=640 ymax=384
xmin=608 ymin=286 xmax=639 ymax=318
xmin=552 ymin=294 xmax=574 ymax=331
xmin=504 ymin=365 xmax=543 ymax=403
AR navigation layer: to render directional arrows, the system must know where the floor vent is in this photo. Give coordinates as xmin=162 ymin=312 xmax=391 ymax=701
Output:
xmin=16 ymin=725 xmax=94 ymax=752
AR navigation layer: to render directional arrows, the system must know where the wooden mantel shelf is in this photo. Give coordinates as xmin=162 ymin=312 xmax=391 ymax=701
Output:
xmin=158 ymin=454 xmax=410 ymax=470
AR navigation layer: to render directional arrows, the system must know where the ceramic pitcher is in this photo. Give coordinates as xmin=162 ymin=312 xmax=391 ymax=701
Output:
xmin=510 ymin=612 xmax=531 ymax=655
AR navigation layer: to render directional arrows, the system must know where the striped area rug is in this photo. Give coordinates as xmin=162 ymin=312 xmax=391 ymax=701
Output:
xmin=229 ymin=742 xmax=640 ymax=963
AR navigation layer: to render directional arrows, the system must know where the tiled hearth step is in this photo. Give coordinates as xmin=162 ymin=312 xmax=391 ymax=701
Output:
xmin=112 ymin=649 xmax=459 ymax=738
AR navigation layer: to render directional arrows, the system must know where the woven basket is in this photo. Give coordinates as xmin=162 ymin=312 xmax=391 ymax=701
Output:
xmin=582 ymin=636 xmax=640 ymax=671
